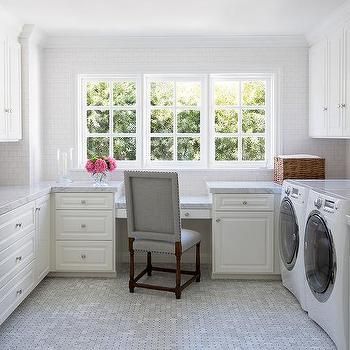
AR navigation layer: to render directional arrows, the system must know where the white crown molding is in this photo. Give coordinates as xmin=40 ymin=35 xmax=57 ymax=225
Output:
xmin=42 ymin=34 xmax=308 ymax=49
xmin=306 ymin=1 xmax=350 ymax=45
xmin=19 ymin=24 xmax=48 ymax=47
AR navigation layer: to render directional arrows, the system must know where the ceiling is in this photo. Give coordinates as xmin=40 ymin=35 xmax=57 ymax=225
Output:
xmin=0 ymin=0 xmax=347 ymax=36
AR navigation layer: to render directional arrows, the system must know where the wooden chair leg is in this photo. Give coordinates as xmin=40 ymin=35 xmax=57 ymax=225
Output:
xmin=175 ymin=242 xmax=182 ymax=299
xmin=196 ymin=242 xmax=201 ymax=282
xmin=147 ymin=252 xmax=152 ymax=276
xmin=129 ymin=238 xmax=135 ymax=293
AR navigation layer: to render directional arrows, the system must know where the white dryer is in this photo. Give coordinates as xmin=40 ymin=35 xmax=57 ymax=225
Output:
xmin=304 ymin=189 xmax=350 ymax=350
xmin=279 ymin=181 xmax=309 ymax=310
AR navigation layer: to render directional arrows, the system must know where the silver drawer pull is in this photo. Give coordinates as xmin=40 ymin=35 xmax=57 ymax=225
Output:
xmin=35 ymin=207 xmax=41 ymax=212
xmin=216 ymin=218 xmax=221 ymax=223
xmin=15 ymin=256 xmax=22 ymax=262
xmin=81 ymin=224 xmax=86 ymax=229
xmin=81 ymin=254 xmax=86 ymax=259
xmin=15 ymin=223 xmax=23 ymax=229
xmin=184 ymin=212 xmax=190 ymax=217
xmin=16 ymin=289 xmax=22 ymax=296
xmin=242 ymin=201 xmax=248 ymax=205
xmin=81 ymin=200 xmax=87 ymax=205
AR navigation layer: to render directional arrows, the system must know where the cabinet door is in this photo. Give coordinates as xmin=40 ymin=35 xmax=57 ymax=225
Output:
xmin=6 ymin=39 xmax=21 ymax=141
xmin=309 ymin=39 xmax=328 ymax=137
xmin=213 ymin=212 xmax=274 ymax=274
xmin=344 ymin=23 xmax=350 ymax=136
xmin=35 ymin=196 xmax=50 ymax=283
xmin=328 ymin=28 xmax=344 ymax=136
xmin=0 ymin=38 xmax=6 ymax=140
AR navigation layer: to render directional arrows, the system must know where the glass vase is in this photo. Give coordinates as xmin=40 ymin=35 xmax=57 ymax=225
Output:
xmin=92 ymin=172 xmax=109 ymax=187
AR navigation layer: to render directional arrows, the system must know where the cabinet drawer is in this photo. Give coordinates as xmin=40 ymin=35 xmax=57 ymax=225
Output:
xmin=214 ymin=194 xmax=274 ymax=211
xmin=56 ymin=210 xmax=113 ymax=241
xmin=55 ymin=193 xmax=114 ymax=210
xmin=180 ymin=209 xmax=211 ymax=219
xmin=0 ymin=202 xmax=35 ymax=253
xmin=0 ymin=262 xmax=34 ymax=325
xmin=56 ymin=241 xmax=113 ymax=272
xmin=0 ymin=231 xmax=35 ymax=289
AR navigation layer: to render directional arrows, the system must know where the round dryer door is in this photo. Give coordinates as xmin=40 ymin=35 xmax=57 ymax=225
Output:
xmin=279 ymin=198 xmax=299 ymax=270
xmin=304 ymin=213 xmax=336 ymax=302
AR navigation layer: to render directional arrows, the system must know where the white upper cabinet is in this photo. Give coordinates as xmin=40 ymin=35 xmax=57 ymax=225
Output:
xmin=309 ymin=24 xmax=350 ymax=138
xmin=0 ymin=37 xmax=21 ymax=142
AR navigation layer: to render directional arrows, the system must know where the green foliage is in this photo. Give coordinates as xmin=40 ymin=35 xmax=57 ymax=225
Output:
xmin=113 ymin=82 xmax=136 ymax=106
xmin=242 ymin=137 xmax=265 ymax=161
xmin=151 ymin=137 xmax=173 ymax=160
xmin=215 ymin=109 xmax=238 ymax=133
xmin=176 ymin=82 xmax=201 ymax=106
xmin=177 ymin=137 xmax=200 ymax=160
xmin=87 ymin=137 xmax=109 ymax=159
xmin=151 ymin=109 xmax=174 ymax=133
xmin=113 ymin=137 xmax=136 ymax=160
xmin=87 ymin=82 xmax=109 ymax=106
xmin=150 ymin=82 xmax=174 ymax=106
xmin=177 ymin=110 xmax=200 ymax=133
xmin=87 ymin=110 xmax=109 ymax=133
xmin=242 ymin=81 xmax=265 ymax=106
xmin=215 ymin=138 xmax=238 ymax=161
xmin=114 ymin=110 xmax=136 ymax=133
xmin=242 ymin=109 xmax=265 ymax=133
xmin=214 ymin=81 xmax=239 ymax=106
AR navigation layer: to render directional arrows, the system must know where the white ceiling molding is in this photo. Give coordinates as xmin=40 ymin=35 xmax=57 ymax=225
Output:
xmin=19 ymin=24 xmax=47 ymax=47
xmin=42 ymin=35 xmax=308 ymax=49
xmin=306 ymin=1 xmax=350 ymax=45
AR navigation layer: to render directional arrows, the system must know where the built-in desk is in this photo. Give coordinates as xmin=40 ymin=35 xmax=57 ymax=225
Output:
xmin=115 ymin=196 xmax=212 ymax=219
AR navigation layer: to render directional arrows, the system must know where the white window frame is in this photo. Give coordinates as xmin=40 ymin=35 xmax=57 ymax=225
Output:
xmin=209 ymin=73 xmax=275 ymax=169
xmin=143 ymin=74 xmax=208 ymax=169
xmin=78 ymin=74 xmax=142 ymax=168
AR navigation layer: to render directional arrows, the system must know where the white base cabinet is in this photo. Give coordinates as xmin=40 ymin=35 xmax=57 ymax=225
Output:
xmin=212 ymin=194 xmax=275 ymax=277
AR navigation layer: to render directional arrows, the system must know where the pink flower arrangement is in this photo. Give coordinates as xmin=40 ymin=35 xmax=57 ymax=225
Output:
xmin=85 ymin=157 xmax=117 ymax=175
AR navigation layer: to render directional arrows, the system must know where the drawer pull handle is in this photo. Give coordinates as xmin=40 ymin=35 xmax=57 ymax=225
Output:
xmin=35 ymin=207 xmax=41 ymax=212
xmin=81 ymin=224 xmax=86 ymax=229
xmin=184 ymin=212 xmax=190 ymax=217
xmin=15 ymin=256 xmax=22 ymax=262
xmin=16 ymin=289 xmax=22 ymax=296
xmin=81 ymin=200 xmax=87 ymax=205
xmin=216 ymin=218 xmax=221 ymax=223
xmin=242 ymin=201 xmax=248 ymax=205
xmin=81 ymin=254 xmax=86 ymax=260
xmin=15 ymin=223 xmax=23 ymax=229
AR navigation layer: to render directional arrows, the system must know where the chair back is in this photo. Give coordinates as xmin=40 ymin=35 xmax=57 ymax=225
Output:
xmin=124 ymin=171 xmax=181 ymax=243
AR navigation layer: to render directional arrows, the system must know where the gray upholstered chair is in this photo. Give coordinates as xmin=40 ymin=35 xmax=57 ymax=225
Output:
xmin=124 ymin=171 xmax=201 ymax=299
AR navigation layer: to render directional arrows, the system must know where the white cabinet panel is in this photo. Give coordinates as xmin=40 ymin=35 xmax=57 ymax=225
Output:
xmin=309 ymin=39 xmax=328 ymax=137
xmin=56 ymin=241 xmax=113 ymax=272
xmin=55 ymin=210 xmax=113 ymax=241
xmin=35 ymin=196 xmax=50 ymax=284
xmin=213 ymin=212 xmax=274 ymax=274
xmin=55 ymin=193 xmax=114 ymax=210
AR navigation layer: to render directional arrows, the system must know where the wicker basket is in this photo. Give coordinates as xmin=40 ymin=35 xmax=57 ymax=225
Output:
xmin=273 ymin=155 xmax=325 ymax=184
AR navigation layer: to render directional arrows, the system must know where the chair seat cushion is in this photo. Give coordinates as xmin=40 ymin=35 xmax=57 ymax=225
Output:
xmin=133 ymin=229 xmax=200 ymax=255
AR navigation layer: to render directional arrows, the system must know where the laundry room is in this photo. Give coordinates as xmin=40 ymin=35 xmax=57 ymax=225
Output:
xmin=0 ymin=0 xmax=349 ymax=349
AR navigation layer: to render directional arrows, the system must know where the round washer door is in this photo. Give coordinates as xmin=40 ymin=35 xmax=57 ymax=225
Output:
xmin=279 ymin=198 xmax=299 ymax=270
xmin=304 ymin=213 xmax=336 ymax=303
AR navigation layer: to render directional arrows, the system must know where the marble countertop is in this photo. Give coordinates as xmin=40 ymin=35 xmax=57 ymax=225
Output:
xmin=115 ymin=195 xmax=212 ymax=209
xmin=206 ymin=181 xmax=281 ymax=194
xmin=0 ymin=181 xmax=122 ymax=216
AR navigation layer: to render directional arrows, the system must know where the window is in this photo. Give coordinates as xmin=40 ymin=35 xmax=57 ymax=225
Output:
xmin=144 ymin=76 xmax=206 ymax=167
xmin=81 ymin=76 xmax=140 ymax=165
xmin=79 ymin=74 xmax=275 ymax=169
xmin=210 ymin=76 xmax=271 ymax=167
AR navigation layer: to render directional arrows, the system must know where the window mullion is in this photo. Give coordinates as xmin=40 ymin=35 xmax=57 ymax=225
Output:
xmin=173 ymin=81 xmax=177 ymax=162
xmin=109 ymin=80 xmax=114 ymax=158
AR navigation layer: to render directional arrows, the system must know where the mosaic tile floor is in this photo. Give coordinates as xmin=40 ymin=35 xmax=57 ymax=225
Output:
xmin=0 ymin=266 xmax=335 ymax=350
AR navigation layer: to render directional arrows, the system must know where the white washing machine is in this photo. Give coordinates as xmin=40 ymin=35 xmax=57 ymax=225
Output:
xmin=279 ymin=180 xmax=309 ymax=310
xmin=304 ymin=189 xmax=350 ymax=350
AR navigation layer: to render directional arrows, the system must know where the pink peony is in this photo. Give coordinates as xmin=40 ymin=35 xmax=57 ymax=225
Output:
xmin=94 ymin=158 xmax=107 ymax=173
xmin=107 ymin=157 xmax=117 ymax=171
xmin=85 ymin=160 xmax=95 ymax=173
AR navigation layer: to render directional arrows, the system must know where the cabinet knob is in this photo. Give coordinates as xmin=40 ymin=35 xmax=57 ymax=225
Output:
xmin=81 ymin=223 xmax=86 ymax=229
xmin=323 ymin=107 xmax=328 ymax=111
xmin=242 ymin=201 xmax=248 ymax=205
xmin=4 ymin=108 xmax=9 ymax=113
xmin=15 ymin=256 xmax=22 ymax=262
xmin=35 ymin=207 xmax=41 ymax=212
xmin=216 ymin=218 xmax=221 ymax=223
xmin=15 ymin=223 xmax=22 ymax=229
xmin=81 ymin=254 xmax=86 ymax=259
xmin=81 ymin=200 xmax=87 ymax=205
xmin=16 ymin=289 xmax=22 ymax=296
xmin=342 ymin=104 xmax=346 ymax=108
xmin=184 ymin=212 xmax=190 ymax=217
